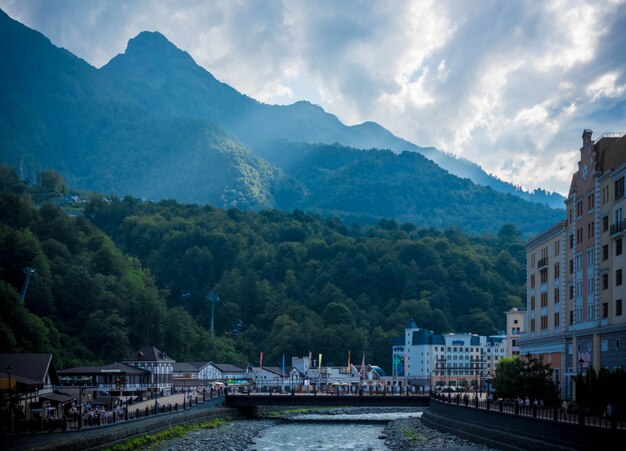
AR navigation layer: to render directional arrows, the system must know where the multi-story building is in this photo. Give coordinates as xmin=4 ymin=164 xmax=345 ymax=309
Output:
xmin=392 ymin=321 xmax=503 ymax=390
xmin=122 ymin=345 xmax=175 ymax=395
xmin=505 ymin=307 xmax=526 ymax=357
xmin=520 ymin=130 xmax=626 ymax=400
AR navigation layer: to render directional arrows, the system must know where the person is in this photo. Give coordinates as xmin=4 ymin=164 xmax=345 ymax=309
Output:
xmin=562 ymin=399 xmax=569 ymax=413
xmin=606 ymin=402 xmax=613 ymax=418
xmin=525 ymin=397 xmax=530 ymax=406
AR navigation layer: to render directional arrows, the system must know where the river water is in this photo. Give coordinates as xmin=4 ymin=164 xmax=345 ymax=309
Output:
xmin=150 ymin=410 xmax=493 ymax=451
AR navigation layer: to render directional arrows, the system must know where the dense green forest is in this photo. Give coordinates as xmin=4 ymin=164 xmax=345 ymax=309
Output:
xmin=0 ymin=166 xmax=526 ymax=371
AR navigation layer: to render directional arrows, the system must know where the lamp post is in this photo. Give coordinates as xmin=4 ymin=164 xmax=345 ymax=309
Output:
xmin=7 ymin=365 xmax=13 ymax=433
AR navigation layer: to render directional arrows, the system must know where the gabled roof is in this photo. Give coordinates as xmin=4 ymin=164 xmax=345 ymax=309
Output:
xmin=259 ymin=366 xmax=286 ymax=377
xmin=122 ymin=346 xmax=175 ymax=363
xmin=59 ymin=362 xmax=150 ymax=375
xmin=0 ymin=353 xmax=59 ymax=386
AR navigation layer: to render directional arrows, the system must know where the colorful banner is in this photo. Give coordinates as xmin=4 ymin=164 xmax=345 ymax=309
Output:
xmin=347 ymin=350 xmax=351 ymax=374
xmin=282 ymin=353 xmax=285 ymax=375
xmin=318 ymin=353 xmax=322 ymax=370
xmin=360 ymin=354 xmax=366 ymax=379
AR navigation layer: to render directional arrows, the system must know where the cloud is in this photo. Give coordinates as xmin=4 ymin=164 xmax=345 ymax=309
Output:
xmin=1 ymin=0 xmax=625 ymax=195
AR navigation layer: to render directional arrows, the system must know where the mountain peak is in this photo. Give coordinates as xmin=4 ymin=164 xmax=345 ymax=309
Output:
xmin=124 ymin=31 xmax=193 ymax=62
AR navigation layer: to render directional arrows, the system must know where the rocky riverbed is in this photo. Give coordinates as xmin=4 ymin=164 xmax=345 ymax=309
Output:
xmin=382 ymin=417 xmax=495 ymax=450
xmin=148 ymin=407 xmax=495 ymax=450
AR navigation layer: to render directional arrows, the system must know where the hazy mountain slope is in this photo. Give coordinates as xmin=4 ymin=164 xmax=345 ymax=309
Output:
xmin=259 ymin=141 xmax=563 ymax=236
xmin=100 ymin=30 xmax=564 ymax=208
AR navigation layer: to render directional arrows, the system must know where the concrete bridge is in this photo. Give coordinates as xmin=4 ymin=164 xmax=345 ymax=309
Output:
xmin=224 ymin=393 xmax=429 ymax=416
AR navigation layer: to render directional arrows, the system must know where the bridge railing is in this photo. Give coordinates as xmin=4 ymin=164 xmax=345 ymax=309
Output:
xmin=431 ymin=392 xmax=624 ymax=430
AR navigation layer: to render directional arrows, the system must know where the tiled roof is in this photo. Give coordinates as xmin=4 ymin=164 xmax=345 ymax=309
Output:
xmin=59 ymin=362 xmax=149 ymax=375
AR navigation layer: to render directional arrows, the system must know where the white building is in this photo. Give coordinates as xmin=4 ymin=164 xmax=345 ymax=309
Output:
xmin=122 ymin=346 xmax=174 ymax=395
xmin=393 ymin=320 xmax=505 ymax=390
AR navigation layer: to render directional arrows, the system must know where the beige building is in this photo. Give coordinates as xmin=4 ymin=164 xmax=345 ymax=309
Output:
xmin=505 ymin=307 xmax=526 ymax=357
xmin=520 ymin=130 xmax=626 ymax=400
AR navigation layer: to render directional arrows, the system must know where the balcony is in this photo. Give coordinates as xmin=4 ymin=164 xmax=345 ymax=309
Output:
xmin=610 ymin=219 xmax=626 ymax=237
xmin=538 ymin=257 xmax=549 ymax=268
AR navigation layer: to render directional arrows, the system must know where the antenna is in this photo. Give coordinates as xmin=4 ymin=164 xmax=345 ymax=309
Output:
xmin=205 ymin=292 xmax=221 ymax=340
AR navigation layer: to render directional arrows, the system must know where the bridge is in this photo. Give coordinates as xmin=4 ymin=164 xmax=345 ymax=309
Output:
xmin=224 ymin=393 xmax=429 ymax=415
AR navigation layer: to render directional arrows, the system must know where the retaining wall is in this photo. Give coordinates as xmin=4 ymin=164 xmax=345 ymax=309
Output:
xmin=422 ymin=398 xmax=623 ymax=450
xmin=1 ymin=397 xmax=239 ymax=451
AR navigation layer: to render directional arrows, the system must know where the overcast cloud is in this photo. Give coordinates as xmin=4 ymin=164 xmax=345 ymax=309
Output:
xmin=2 ymin=0 xmax=625 ymax=194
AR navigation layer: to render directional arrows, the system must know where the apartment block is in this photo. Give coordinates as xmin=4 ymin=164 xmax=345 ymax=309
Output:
xmin=520 ymin=130 xmax=626 ymax=400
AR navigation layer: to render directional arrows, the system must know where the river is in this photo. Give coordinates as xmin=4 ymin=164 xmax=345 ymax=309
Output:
xmin=150 ymin=410 xmax=494 ymax=450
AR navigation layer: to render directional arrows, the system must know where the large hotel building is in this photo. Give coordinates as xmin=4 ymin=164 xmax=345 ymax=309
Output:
xmin=520 ymin=130 xmax=626 ymax=399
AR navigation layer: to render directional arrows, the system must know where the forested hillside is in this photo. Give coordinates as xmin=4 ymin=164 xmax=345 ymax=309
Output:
xmin=0 ymin=166 xmax=526 ymax=370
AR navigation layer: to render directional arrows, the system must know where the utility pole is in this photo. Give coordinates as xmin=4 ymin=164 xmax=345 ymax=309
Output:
xmin=206 ymin=292 xmax=220 ymax=340
xmin=20 ymin=267 xmax=37 ymax=302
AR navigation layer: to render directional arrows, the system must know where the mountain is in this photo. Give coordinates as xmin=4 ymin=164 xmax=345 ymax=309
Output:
xmin=258 ymin=141 xmax=562 ymax=235
xmin=0 ymin=10 xmax=291 ymax=209
xmin=100 ymin=30 xmax=564 ymax=209
xmin=0 ymin=10 xmax=561 ymax=234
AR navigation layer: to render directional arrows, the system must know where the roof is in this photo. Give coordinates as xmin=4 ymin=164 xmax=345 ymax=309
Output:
xmin=487 ymin=335 xmax=506 ymax=345
xmin=0 ymin=353 xmax=59 ymax=386
xmin=172 ymin=362 xmax=199 ymax=372
xmin=59 ymin=362 xmax=149 ymax=376
xmin=40 ymin=392 xmax=75 ymax=404
xmin=470 ymin=336 xmax=481 ymax=346
xmin=260 ymin=366 xmax=287 ymax=377
xmin=412 ymin=329 xmax=435 ymax=345
xmin=406 ymin=319 xmax=417 ymax=329
xmin=122 ymin=346 xmax=174 ymax=363
xmin=211 ymin=363 xmax=248 ymax=373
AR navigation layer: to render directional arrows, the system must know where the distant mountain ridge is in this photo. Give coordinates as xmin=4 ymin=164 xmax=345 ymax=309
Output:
xmin=101 ymin=30 xmax=564 ymax=209
xmin=0 ymin=9 xmax=562 ymax=235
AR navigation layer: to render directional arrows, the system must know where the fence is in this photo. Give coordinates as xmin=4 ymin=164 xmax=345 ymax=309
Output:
xmin=431 ymin=392 xmax=624 ymax=430
xmin=4 ymin=392 xmax=212 ymax=435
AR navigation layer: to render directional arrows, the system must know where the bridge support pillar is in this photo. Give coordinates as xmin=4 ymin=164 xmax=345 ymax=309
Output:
xmin=239 ymin=406 xmax=260 ymax=418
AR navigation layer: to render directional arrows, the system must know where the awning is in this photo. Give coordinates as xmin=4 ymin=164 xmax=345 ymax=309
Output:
xmin=39 ymin=393 xmax=75 ymax=404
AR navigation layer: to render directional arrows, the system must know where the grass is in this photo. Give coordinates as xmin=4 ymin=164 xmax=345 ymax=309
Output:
xmin=105 ymin=417 xmax=231 ymax=450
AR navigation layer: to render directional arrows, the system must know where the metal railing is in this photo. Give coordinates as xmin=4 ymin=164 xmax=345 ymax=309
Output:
xmin=610 ymin=219 xmax=626 ymax=236
xmin=431 ymin=392 xmax=624 ymax=430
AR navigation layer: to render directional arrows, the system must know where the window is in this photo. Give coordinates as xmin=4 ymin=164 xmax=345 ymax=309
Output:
xmin=603 ymin=216 xmax=609 ymax=232
xmin=541 ymin=315 xmax=548 ymax=329
xmin=569 ymin=234 xmax=574 ymax=249
xmin=587 ymin=276 xmax=593 ymax=294
xmin=617 ymin=299 xmax=623 ymax=316
xmin=569 ymin=284 xmax=574 ymax=299
xmin=577 ymin=201 xmax=583 ymax=217
xmin=554 ymin=312 xmax=560 ymax=327
xmin=541 ymin=292 xmax=548 ymax=307
xmin=530 ymin=318 xmax=536 ymax=331
xmin=602 ymin=340 xmax=608 ymax=352
xmin=616 ymin=176 xmax=625 ymax=200
xmin=587 ymin=248 xmax=594 ymax=267
xmin=569 ymin=311 xmax=574 ymax=325
xmin=530 ymin=253 xmax=536 ymax=268
xmin=530 ymin=274 xmax=536 ymax=288
xmin=617 ymin=269 xmax=623 ymax=286
xmin=588 ymin=193 xmax=595 ymax=211
xmin=530 ymin=296 xmax=536 ymax=310
xmin=540 ymin=268 xmax=548 ymax=284
xmin=617 ymin=239 xmax=623 ymax=256
xmin=603 ymin=303 xmax=608 ymax=318
xmin=554 ymin=288 xmax=560 ymax=303
xmin=603 ymin=245 xmax=609 ymax=261
xmin=554 ymin=263 xmax=560 ymax=279
xmin=570 ymin=259 xmax=574 ymax=274
xmin=602 ymin=274 xmax=609 ymax=290
xmin=577 ymin=228 xmax=583 ymax=244
xmin=554 ymin=240 xmax=560 ymax=256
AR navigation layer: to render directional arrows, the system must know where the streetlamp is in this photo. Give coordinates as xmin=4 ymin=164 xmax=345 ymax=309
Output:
xmin=578 ymin=357 xmax=584 ymax=377
xmin=7 ymin=365 xmax=13 ymax=433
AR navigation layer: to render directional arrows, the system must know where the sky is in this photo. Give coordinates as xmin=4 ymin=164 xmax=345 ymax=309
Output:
xmin=2 ymin=0 xmax=625 ymax=195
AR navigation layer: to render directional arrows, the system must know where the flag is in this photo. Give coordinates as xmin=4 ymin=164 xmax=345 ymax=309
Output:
xmin=347 ymin=350 xmax=351 ymax=374
xmin=403 ymin=350 xmax=407 ymax=377
xmin=308 ymin=350 xmax=312 ymax=369
xmin=360 ymin=354 xmax=366 ymax=380
xmin=282 ymin=353 xmax=285 ymax=376
xmin=318 ymin=353 xmax=322 ymax=370
xmin=259 ymin=352 xmax=264 ymax=377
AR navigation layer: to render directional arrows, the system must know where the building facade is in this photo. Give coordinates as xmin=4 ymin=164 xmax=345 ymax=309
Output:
xmin=392 ymin=321 xmax=504 ymax=390
xmin=520 ymin=130 xmax=626 ymax=400
xmin=122 ymin=346 xmax=175 ymax=395
xmin=505 ymin=307 xmax=526 ymax=357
